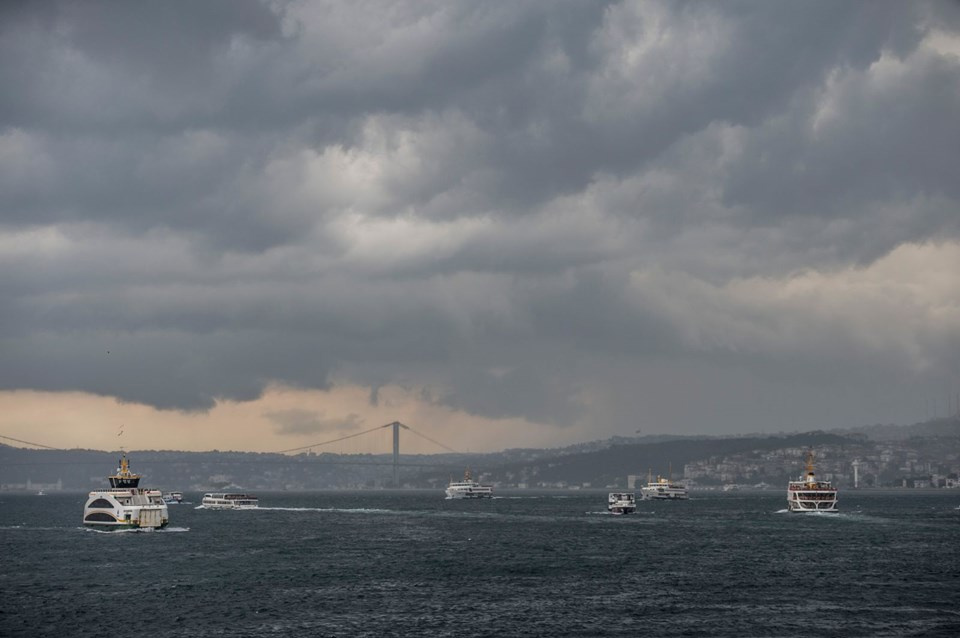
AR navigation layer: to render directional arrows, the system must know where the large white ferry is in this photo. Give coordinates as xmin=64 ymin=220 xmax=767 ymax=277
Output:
xmin=640 ymin=475 xmax=689 ymax=500
xmin=607 ymin=492 xmax=637 ymax=514
xmin=201 ymin=493 xmax=259 ymax=509
xmin=445 ymin=469 xmax=493 ymax=499
xmin=787 ymin=451 xmax=838 ymax=513
xmin=82 ymin=455 xmax=169 ymax=530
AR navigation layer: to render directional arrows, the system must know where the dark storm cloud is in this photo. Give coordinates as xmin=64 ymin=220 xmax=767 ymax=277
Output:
xmin=0 ymin=1 xmax=284 ymax=130
xmin=1 ymin=1 xmax=958 ymax=434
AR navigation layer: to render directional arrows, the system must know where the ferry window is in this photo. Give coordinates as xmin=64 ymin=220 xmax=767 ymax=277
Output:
xmin=88 ymin=498 xmax=114 ymax=508
xmin=84 ymin=512 xmax=116 ymax=522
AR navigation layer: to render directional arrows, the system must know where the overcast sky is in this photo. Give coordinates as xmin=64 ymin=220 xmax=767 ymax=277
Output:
xmin=2 ymin=0 xmax=959 ymax=454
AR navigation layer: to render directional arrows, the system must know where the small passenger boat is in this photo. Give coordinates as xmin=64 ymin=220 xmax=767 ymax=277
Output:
xmin=607 ymin=492 xmax=637 ymax=514
xmin=201 ymin=493 xmax=259 ymax=509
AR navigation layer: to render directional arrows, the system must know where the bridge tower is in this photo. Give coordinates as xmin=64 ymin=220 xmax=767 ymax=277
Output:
xmin=388 ymin=421 xmax=408 ymax=487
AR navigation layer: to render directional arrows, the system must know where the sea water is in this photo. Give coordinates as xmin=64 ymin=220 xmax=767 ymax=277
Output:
xmin=1 ymin=491 xmax=958 ymax=637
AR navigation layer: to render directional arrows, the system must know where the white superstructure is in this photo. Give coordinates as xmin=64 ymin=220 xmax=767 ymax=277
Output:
xmin=607 ymin=492 xmax=637 ymax=514
xmin=787 ymin=451 xmax=838 ymax=513
xmin=163 ymin=491 xmax=183 ymax=504
xmin=82 ymin=455 xmax=169 ymax=530
xmin=445 ymin=469 xmax=493 ymax=499
xmin=201 ymin=493 xmax=259 ymax=509
xmin=640 ymin=476 xmax=689 ymax=500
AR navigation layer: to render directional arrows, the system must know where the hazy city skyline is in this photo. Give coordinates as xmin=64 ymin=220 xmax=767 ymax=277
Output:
xmin=2 ymin=1 xmax=959 ymax=454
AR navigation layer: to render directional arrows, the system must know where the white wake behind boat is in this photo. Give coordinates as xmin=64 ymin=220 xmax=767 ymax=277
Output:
xmin=787 ymin=451 xmax=838 ymax=513
xmin=82 ymin=454 xmax=169 ymax=530
xmin=445 ymin=469 xmax=493 ymax=499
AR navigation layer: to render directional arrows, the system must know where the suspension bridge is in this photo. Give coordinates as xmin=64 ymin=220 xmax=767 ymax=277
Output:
xmin=0 ymin=421 xmax=466 ymax=488
xmin=272 ymin=421 xmax=460 ymax=486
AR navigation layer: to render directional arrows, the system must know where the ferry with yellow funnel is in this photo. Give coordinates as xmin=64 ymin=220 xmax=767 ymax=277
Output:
xmin=640 ymin=468 xmax=689 ymax=500
xmin=787 ymin=450 xmax=838 ymax=513
xmin=82 ymin=455 xmax=169 ymax=530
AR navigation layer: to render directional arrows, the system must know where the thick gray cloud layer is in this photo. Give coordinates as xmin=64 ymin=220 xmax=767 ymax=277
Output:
xmin=2 ymin=1 xmax=959 ymax=435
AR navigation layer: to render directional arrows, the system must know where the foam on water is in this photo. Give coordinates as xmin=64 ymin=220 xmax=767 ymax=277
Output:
xmin=80 ymin=526 xmax=164 ymax=534
xmin=4 ymin=491 xmax=958 ymax=637
xmin=257 ymin=506 xmax=397 ymax=514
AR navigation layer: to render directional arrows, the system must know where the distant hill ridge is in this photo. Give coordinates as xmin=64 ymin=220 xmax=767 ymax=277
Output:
xmin=2 ymin=418 xmax=956 ymax=490
xmin=833 ymin=415 xmax=960 ymax=441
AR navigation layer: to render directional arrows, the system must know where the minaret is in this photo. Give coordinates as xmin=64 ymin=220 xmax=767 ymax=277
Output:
xmin=852 ymin=459 xmax=860 ymax=489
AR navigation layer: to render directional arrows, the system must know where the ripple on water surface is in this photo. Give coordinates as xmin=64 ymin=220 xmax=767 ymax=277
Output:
xmin=2 ymin=491 xmax=959 ymax=637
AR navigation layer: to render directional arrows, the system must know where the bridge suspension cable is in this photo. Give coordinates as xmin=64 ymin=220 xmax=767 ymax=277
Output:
xmin=274 ymin=423 xmax=460 ymax=454
xmin=272 ymin=421 xmax=460 ymax=455
xmin=4 ymin=421 xmax=461 ymax=457
xmin=273 ymin=422 xmax=397 ymax=454
xmin=403 ymin=426 xmax=460 ymax=454
xmin=0 ymin=434 xmax=60 ymax=450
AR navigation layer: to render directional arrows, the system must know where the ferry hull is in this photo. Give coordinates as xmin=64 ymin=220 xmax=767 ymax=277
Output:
xmin=786 ymin=496 xmax=838 ymax=513
xmin=82 ymin=506 xmax=169 ymax=530
xmin=445 ymin=490 xmax=493 ymax=499
xmin=83 ymin=520 xmax=170 ymax=531
xmin=641 ymin=492 xmax=688 ymax=500
xmin=201 ymin=503 xmax=259 ymax=509
xmin=787 ymin=505 xmax=838 ymax=513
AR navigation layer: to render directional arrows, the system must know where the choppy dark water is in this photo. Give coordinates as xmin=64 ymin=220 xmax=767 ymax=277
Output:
xmin=2 ymin=490 xmax=959 ymax=637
